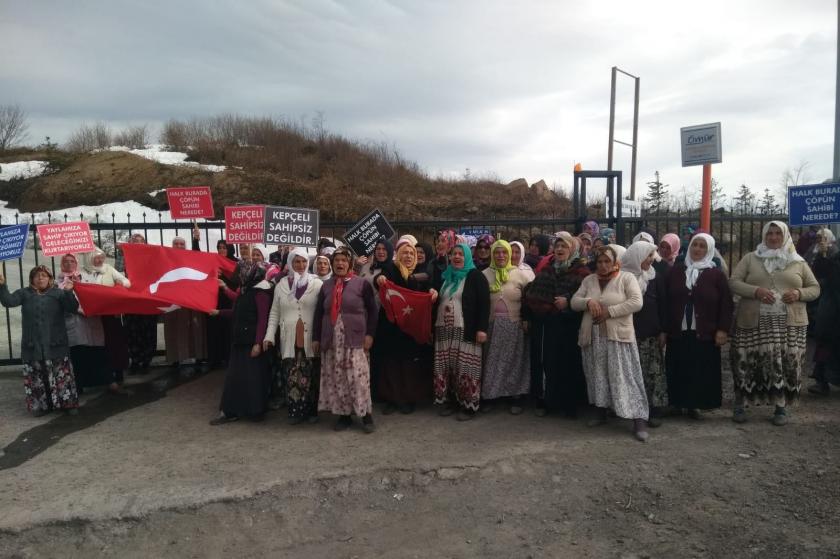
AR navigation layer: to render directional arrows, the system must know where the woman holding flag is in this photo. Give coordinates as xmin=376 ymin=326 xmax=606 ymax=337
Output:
xmin=374 ymin=237 xmax=438 ymax=415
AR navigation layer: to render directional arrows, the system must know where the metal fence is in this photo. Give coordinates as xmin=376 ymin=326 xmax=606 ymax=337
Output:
xmin=0 ymin=210 xmax=805 ymax=366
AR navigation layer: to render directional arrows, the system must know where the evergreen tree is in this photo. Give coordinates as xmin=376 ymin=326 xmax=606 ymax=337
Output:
xmin=734 ymin=183 xmax=753 ymax=215
xmin=759 ymin=188 xmax=779 ymax=215
xmin=645 ymin=171 xmax=669 ymax=214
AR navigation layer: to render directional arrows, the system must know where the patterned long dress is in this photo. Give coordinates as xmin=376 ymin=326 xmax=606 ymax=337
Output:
xmin=481 ymin=268 xmax=530 ymax=400
xmin=582 ymin=324 xmax=649 ymax=420
xmin=319 ymin=317 xmax=373 ymax=416
xmin=434 ymin=282 xmax=483 ymax=411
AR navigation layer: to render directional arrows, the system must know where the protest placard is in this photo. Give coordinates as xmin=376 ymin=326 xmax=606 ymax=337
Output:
xmin=263 ymin=206 xmax=319 ymax=247
xmin=0 ymin=224 xmax=29 ymax=261
xmin=36 ymin=222 xmax=95 ymax=257
xmin=224 ymin=205 xmax=265 ymax=243
xmin=166 ymin=186 xmax=215 ymax=219
xmin=343 ymin=209 xmax=395 ymax=256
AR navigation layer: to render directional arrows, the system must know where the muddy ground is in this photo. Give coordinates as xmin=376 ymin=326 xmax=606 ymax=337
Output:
xmin=0 ymin=366 xmax=838 ymax=559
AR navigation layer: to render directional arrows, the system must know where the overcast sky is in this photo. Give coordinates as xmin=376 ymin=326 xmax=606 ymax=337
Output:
xmin=1 ymin=0 xmax=836 ymax=203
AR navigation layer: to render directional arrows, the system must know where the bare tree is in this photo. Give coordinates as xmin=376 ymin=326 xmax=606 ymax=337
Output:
xmin=65 ymin=122 xmax=113 ymax=152
xmin=0 ymin=104 xmax=29 ymax=150
xmin=113 ymin=124 xmax=148 ymax=149
xmin=778 ymin=161 xmax=810 ymax=212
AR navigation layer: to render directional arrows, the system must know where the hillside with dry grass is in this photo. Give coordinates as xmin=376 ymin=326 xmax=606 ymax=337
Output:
xmin=0 ymin=115 xmax=570 ymax=221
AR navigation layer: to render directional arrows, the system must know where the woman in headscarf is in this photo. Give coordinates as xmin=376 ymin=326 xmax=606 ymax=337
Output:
xmin=165 ymin=237 xmax=209 ymax=375
xmin=263 ymin=247 xmax=323 ymax=424
xmin=0 ymin=266 xmax=80 ymax=416
xmin=364 ymin=238 xmax=396 ymax=399
xmin=433 ymin=229 xmax=457 ymax=291
xmin=572 ymin=246 xmax=648 ymax=441
xmin=525 ymin=234 xmax=551 ymax=270
xmin=434 ymin=243 xmax=490 ymax=420
xmin=522 ymin=232 xmax=590 ymax=417
xmin=313 ymin=253 xmax=333 ymax=281
xmin=509 ymin=241 xmax=535 ymax=281
xmin=729 ymin=221 xmax=820 ymax=425
xmin=600 ymin=227 xmax=617 ymax=246
xmin=632 ymin=230 xmax=656 ymax=245
xmin=472 ymin=234 xmax=495 ymax=271
xmin=621 ymin=241 xmax=669 ymax=426
xmin=374 ymin=238 xmax=438 ymax=414
xmin=583 ymin=220 xmax=600 ymax=240
xmin=79 ymin=248 xmax=132 ymax=394
xmin=210 ymin=259 xmax=275 ymax=425
xmin=313 ymin=247 xmax=379 ymax=433
xmin=658 ymin=233 xmax=681 ymax=268
xmin=122 ymin=234 xmax=159 ymax=374
xmin=481 ymin=240 xmax=532 ymax=414
xmin=807 ymin=228 xmax=839 ymax=394
xmin=358 ymin=238 xmax=394 ymax=294
xmin=206 ymin=238 xmax=237 ymax=370
xmin=577 ymin=233 xmax=593 ymax=260
xmin=665 ymin=233 xmax=733 ymax=419
xmin=414 ymin=241 xmax=435 ymax=282
xmin=59 ymin=253 xmax=106 ymax=394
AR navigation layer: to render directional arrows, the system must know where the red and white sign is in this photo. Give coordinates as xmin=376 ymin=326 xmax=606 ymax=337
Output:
xmin=36 ymin=221 xmax=95 ymax=257
xmin=225 ymin=205 xmax=265 ymax=243
xmin=166 ymin=186 xmax=215 ymax=219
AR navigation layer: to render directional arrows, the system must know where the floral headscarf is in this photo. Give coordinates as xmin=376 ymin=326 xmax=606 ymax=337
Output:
xmin=436 ymin=229 xmax=457 ymax=257
xmin=488 ymin=240 xmax=515 ymax=293
xmin=593 ymin=245 xmax=621 ymax=281
xmin=583 ymin=221 xmax=600 ymax=238
xmin=552 ymin=232 xmax=580 ymax=271
xmin=441 ymin=243 xmax=476 ymax=297
xmin=755 ymin=220 xmax=804 ymax=274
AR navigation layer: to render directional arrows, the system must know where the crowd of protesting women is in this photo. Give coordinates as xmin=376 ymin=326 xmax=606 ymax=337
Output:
xmin=2 ymin=218 xmax=837 ymax=442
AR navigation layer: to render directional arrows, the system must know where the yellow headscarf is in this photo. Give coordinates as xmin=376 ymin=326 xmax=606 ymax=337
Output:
xmin=395 ymin=241 xmax=417 ymax=281
xmin=489 ymin=240 xmax=515 ymax=293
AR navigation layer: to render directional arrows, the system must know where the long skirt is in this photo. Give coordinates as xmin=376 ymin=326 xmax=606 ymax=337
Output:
xmin=282 ymin=348 xmax=320 ymax=418
xmin=434 ymin=321 xmax=482 ymax=412
xmin=581 ymin=325 xmax=649 ymax=420
xmin=481 ymin=316 xmax=530 ymax=399
xmin=666 ymin=331 xmax=722 ymax=410
xmin=376 ymin=318 xmax=432 ymax=406
xmin=219 ymin=345 xmax=272 ymax=419
xmin=23 ymin=356 xmax=78 ymax=412
xmin=530 ymin=314 xmax=586 ymax=414
xmin=318 ymin=318 xmax=372 ymax=417
xmin=70 ymin=345 xmax=109 ymax=389
xmin=164 ymin=308 xmax=207 ymax=363
xmin=102 ymin=315 xmax=129 ymax=380
xmin=124 ymin=314 xmax=158 ymax=369
xmin=206 ymin=314 xmax=231 ymax=367
xmin=731 ymin=314 xmax=806 ymax=407
xmin=638 ymin=336 xmax=668 ymax=408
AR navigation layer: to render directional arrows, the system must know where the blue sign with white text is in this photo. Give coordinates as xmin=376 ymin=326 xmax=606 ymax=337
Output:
xmin=0 ymin=224 xmax=29 ymax=261
xmin=459 ymin=227 xmax=492 ymax=237
xmin=788 ymin=183 xmax=840 ymax=226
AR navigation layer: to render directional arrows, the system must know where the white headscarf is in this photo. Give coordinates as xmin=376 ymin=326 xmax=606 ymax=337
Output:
xmin=621 ymin=241 xmax=657 ymax=294
xmin=607 ymin=243 xmax=626 ymax=260
xmin=287 ymin=247 xmax=315 ymax=300
xmin=685 ymin=233 xmax=717 ymax=290
xmin=509 ymin=241 xmax=532 ymax=271
xmin=313 ymin=254 xmax=332 ymax=280
xmin=755 ymin=221 xmax=805 ymax=274
xmin=632 ymin=232 xmax=655 ymax=245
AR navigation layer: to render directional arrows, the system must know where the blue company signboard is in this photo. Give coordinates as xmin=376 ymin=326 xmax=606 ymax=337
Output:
xmin=788 ymin=183 xmax=840 ymax=226
xmin=0 ymin=224 xmax=29 ymax=261
xmin=680 ymin=122 xmax=722 ymax=167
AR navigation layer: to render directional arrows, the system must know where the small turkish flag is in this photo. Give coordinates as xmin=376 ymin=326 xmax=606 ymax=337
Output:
xmin=378 ymin=279 xmax=433 ymax=345
xmin=74 ymin=244 xmax=237 ymax=315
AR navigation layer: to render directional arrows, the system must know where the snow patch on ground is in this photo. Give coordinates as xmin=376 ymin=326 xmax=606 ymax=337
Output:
xmin=0 ymin=161 xmax=49 ymax=182
xmin=108 ymin=145 xmax=225 ymax=172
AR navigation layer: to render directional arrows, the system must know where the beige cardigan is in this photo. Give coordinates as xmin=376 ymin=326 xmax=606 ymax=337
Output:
xmin=482 ymin=267 xmax=530 ymax=323
xmin=728 ymin=252 xmax=820 ymax=328
xmin=571 ymin=271 xmax=643 ymax=347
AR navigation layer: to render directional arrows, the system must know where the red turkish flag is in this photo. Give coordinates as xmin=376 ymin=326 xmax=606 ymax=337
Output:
xmin=73 ymin=244 xmax=237 ymax=315
xmin=378 ymin=279 xmax=433 ymax=345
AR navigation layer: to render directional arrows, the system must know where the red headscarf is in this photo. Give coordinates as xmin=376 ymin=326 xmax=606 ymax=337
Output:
xmin=331 ymin=248 xmax=356 ymax=325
